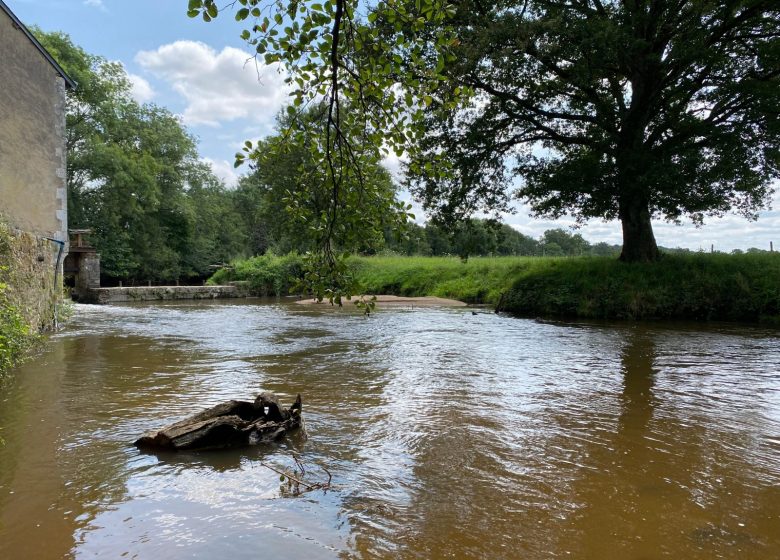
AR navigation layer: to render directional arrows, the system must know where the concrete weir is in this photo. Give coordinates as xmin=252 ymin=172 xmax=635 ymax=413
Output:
xmin=91 ymin=285 xmax=246 ymax=304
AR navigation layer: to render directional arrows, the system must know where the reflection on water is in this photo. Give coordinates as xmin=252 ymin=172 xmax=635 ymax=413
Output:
xmin=0 ymin=301 xmax=779 ymax=559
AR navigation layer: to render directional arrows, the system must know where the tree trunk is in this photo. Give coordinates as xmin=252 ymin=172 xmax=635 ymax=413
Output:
xmin=619 ymin=196 xmax=659 ymax=262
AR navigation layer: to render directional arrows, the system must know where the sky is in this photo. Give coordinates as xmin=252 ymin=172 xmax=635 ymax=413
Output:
xmin=8 ymin=0 xmax=779 ymax=251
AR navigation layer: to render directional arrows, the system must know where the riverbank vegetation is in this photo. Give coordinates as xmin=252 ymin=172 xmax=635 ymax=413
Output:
xmin=500 ymin=253 xmax=780 ymax=323
xmin=0 ymin=277 xmax=32 ymax=376
xmin=36 ymin=23 xmax=778 ymax=314
xmin=210 ymin=252 xmax=780 ymax=323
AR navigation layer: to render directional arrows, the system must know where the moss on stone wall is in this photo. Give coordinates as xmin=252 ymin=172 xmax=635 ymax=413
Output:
xmin=0 ymin=220 xmax=58 ymax=376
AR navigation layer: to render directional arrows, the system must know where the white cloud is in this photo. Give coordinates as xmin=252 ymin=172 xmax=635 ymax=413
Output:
xmin=83 ymin=0 xmax=106 ymax=11
xmin=381 ymin=151 xmax=406 ymax=181
xmin=203 ymin=157 xmax=240 ymax=189
xmin=500 ymin=188 xmax=780 ymax=251
xmin=135 ymin=41 xmax=288 ymax=129
xmin=649 ymin=192 xmax=780 ymax=252
xmin=127 ymin=73 xmax=155 ymax=103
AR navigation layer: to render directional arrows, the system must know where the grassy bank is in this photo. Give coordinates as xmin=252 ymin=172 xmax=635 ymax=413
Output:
xmin=210 ymin=253 xmax=780 ymax=323
xmin=500 ymin=253 xmax=780 ymax=322
xmin=209 ymin=254 xmax=525 ymax=302
xmin=349 ymin=255 xmax=528 ymax=304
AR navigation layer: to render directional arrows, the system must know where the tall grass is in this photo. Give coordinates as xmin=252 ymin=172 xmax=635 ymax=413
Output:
xmin=349 ymin=255 xmax=537 ymax=304
xmin=209 ymin=252 xmax=780 ymax=323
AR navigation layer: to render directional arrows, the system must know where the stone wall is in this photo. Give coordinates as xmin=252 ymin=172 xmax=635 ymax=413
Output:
xmin=1 ymin=222 xmax=59 ymax=374
xmin=0 ymin=221 xmax=59 ymax=333
xmin=66 ymin=250 xmax=101 ymax=301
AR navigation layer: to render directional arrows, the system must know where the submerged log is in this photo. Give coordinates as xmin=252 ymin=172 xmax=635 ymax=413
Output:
xmin=134 ymin=393 xmax=302 ymax=451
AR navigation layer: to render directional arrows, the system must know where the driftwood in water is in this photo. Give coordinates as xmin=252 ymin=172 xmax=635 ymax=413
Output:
xmin=134 ymin=392 xmax=302 ymax=451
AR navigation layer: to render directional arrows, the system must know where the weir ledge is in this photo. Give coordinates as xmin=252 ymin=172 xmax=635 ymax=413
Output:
xmin=89 ymin=284 xmax=248 ymax=304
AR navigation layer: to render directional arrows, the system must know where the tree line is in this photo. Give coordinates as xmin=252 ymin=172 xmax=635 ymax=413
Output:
xmin=382 ymin=221 xmax=621 ymax=258
xmin=36 ymin=31 xmax=246 ymax=283
xmin=40 ymin=30 xmax=620 ymax=285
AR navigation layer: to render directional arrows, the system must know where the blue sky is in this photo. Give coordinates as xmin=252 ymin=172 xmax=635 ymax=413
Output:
xmin=8 ymin=0 xmax=779 ymax=251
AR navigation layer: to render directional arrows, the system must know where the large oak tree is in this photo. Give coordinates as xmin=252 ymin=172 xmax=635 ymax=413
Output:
xmin=409 ymin=0 xmax=780 ymax=261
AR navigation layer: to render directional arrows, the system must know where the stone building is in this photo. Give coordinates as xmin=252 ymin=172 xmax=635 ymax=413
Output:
xmin=0 ymin=0 xmax=73 ymax=248
xmin=0 ymin=0 xmax=75 ymax=330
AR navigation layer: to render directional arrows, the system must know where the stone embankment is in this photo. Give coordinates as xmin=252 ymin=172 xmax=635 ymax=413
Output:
xmin=91 ymin=284 xmax=248 ymax=304
xmin=0 ymin=225 xmax=59 ymax=330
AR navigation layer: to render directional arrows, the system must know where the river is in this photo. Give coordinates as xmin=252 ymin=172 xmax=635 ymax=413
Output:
xmin=0 ymin=300 xmax=778 ymax=559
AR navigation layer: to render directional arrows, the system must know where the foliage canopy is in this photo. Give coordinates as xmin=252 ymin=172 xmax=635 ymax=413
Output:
xmin=189 ymin=0 xmax=455 ymax=298
xmin=234 ymin=107 xmax=401 ymax=256
xmin=192 ymin=0 xmax=780 ymax=268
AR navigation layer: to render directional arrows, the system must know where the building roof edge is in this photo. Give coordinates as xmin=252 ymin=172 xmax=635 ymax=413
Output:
xmin=0 ymin=0 xmax=77 ymax=89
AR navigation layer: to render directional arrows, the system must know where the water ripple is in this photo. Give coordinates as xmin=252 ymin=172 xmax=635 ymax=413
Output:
xmin=0 ymin=302 xmax=778 ymax=559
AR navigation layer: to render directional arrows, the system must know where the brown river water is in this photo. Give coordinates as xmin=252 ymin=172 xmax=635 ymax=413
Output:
xmin=0 ymin=300 xmax=778 ymax=559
